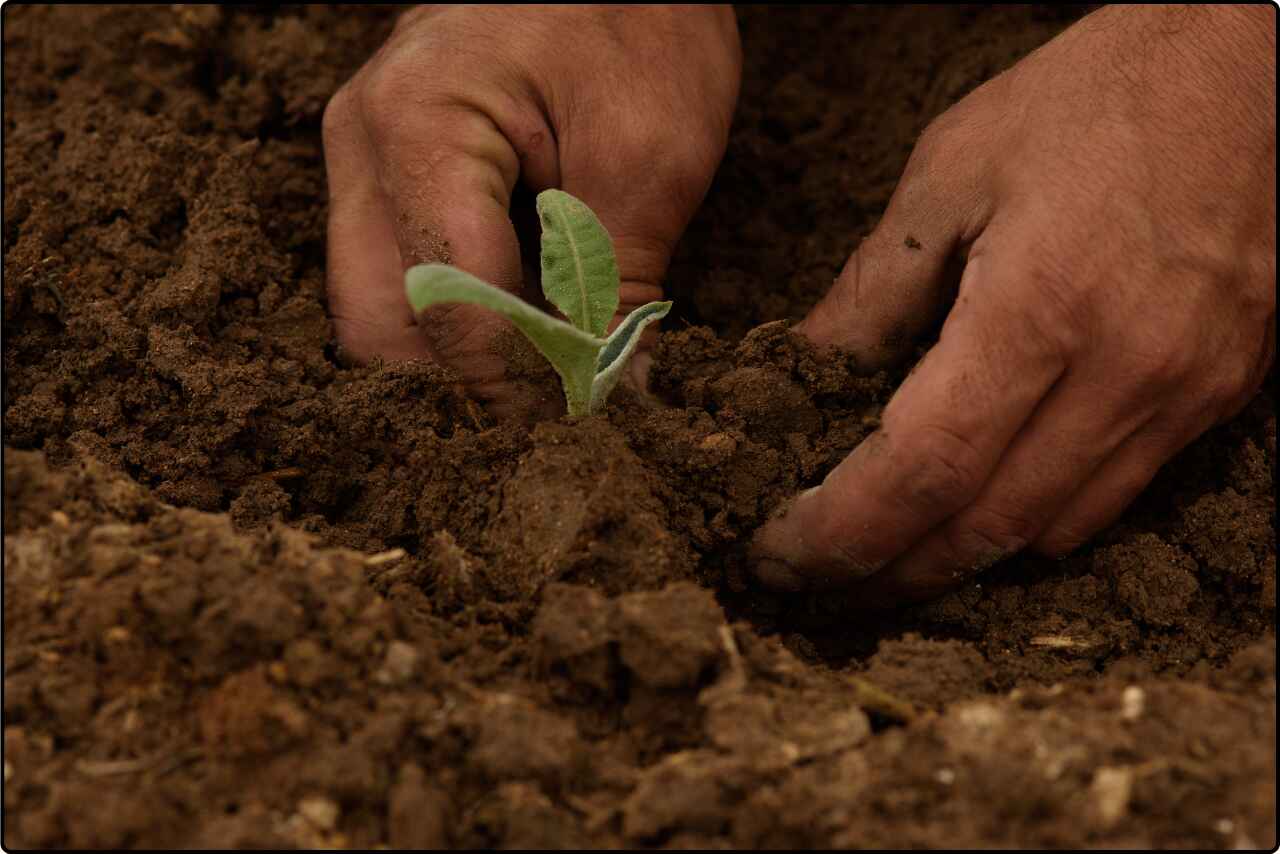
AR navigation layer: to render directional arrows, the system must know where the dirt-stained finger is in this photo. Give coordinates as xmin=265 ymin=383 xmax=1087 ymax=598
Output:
xmin=795 ymin=113 xmax=991 ymax=372
xmin=750 ymin=252 xmax=1068 ymax=589
xmin=323 ymin=87 xmax=429 ymax=363
xmin=837 ymin=375 xmax=1161 ymax=604
xmin=1032 ymin=412 xmax=1211 ymax=559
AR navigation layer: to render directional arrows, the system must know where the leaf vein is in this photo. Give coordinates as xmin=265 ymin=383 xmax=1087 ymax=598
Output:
xmin=550 ymin=199 xmax=590 ymax=331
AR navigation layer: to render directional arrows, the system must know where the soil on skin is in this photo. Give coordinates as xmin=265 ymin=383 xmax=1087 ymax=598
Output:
xmin=3 ymin=5 xmax=1275 ymax=849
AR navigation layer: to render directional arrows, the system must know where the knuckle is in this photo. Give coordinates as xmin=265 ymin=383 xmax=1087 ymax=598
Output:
xmin=358 ymin=70 xmax=421 ymax=137
xmin=896 ymin=137 xmax=942 ymax=205
xmin=896 ymin=423 xmax=985 ymax=513
xmin=1125 ymin=332 xmax=1195 ymax=389
xmin=1017 ymin=256 xmax=1090 ymax=354
xmin=948 ymin=505 xmax=1037 ymax=564
xmin=910 ymin=103 xmax=976 ymax=173
xmin=811 ymin=513 xmax=885 ymax=580
xmin=915 ymin=111 xmax=956 ymax=159
xmin=321 ymin=84 xmax=357 ymax=146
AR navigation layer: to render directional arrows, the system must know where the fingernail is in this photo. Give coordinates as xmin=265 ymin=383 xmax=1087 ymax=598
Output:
xmin=753 ymin=557 xmax=807 ymax=591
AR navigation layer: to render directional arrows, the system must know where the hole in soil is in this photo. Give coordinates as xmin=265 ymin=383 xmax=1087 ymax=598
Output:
xmin=149 ymin=199 xmax=188 ymax=251
xmin=759 ymin=116 xmax=793 ymax=144
xmin=191 ymin=52 xmax=226 ymax=103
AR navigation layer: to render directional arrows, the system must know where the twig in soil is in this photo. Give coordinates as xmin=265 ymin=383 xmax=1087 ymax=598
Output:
xmin=364 ymin=548 xmax=414 ymax=585
xmin=75 ymin=749 xmax=202 ymax=778
xmin=461 ymin=395 xmax=488 ymax=430
xmin=845 ymin=676 xmax=919 ymax=724
xmin=228 ymin=467 xmax=306 ymax=488
xmin=253 ymin=467 xmax=306 ymax=482
xmin=718 ymin=625 xmax=747 ymax=688
xmin=1029 ymin=634 xmax=1099 ymax=651
xmin=364 ymin=547 xmax=408 ymax=567
xmin=41 ymin=281 xmax=67 ymax=312
xmin=699 ymin=626 xmax=750 ymax=706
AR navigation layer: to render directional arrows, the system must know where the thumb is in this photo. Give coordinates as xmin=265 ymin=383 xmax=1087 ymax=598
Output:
xmin=796 ymin=133 xmax=984 ymax=371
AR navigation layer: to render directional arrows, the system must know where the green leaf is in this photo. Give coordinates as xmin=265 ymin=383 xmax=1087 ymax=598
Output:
xmin=536 ymin=189 xmax=619 ymax=338
xmin=589 ymin=300 xmax=671 ymax=413
xmin=405 ymin=264 xmax=603 ymax=415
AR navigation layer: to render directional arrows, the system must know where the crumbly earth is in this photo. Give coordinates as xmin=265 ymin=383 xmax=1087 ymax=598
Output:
xmin=3 ymin=5 xmax=1274 ymax=849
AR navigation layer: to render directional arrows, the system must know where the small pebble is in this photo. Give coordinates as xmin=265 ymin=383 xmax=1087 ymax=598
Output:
xmin=376 ymin=641 xmax=420 ymax=685
xmin=1121 ymin=685 xmax=1145 ymax=721
xmin=1089 ymin=766 xmax=1133 ymax=830
xmin=698 ymin=432 xmax=737 ymax=454
xmin=103 ymin=626 xmax=131 ymax=644
xmin=298 ymin=795 xmax=340 ymax=831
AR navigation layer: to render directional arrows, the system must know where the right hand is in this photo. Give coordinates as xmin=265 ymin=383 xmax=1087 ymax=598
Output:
xmin=323 ymin=5 xmax=741 ymax=418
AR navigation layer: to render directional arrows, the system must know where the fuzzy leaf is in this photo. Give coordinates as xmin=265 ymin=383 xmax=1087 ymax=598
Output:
xmin=405 ymin=264 xmax=603 ymax=415
xmin=536 ymin=189 xmax=619 ymax=338
xmin=589 ymin=300 xmax=671 ymax=413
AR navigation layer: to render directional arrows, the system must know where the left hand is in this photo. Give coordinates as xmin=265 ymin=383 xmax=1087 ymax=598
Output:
xmin=751 ymin=5 xmax=1276 ymax=603
xmin=322 ymin=5 xmax=740 ymax=420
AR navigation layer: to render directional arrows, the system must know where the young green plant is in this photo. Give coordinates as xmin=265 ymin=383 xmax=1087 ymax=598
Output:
xmin=404 ymin=190 xmax=671 ymax=416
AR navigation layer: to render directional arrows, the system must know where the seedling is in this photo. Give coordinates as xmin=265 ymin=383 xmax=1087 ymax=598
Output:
xmin=405 ymin=190 xmax=671 ymax=416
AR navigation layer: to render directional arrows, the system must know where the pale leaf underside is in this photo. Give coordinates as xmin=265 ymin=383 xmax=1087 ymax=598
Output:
xmin=590 ymin=301 xmax=672 ymax=409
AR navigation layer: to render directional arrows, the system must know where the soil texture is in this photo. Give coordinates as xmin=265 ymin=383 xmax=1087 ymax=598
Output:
xmin=3 ymin=4 xmax=1274 ymax=849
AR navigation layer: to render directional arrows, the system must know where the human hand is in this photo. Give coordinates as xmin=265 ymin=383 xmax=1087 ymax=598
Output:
xmin=323 ymin=5 xmax=740 ymax=418
xmin=753 ymin=5 xmax=1276 ymax=603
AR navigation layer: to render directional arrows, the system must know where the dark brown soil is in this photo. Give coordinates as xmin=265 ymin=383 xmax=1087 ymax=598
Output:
xmin=3 ymin=5 xmax=1275 ymax=849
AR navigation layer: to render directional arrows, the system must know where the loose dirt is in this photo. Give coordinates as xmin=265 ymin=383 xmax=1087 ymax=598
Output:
xmin=3 ymin=5 xmax=1274 ymax=849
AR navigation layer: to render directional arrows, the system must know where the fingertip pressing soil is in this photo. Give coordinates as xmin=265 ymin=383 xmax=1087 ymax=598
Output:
xmin=3 ymin=4 xmax=1275 ymax=849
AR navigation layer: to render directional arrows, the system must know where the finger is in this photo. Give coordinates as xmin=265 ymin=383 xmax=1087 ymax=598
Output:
xmin=374 ymin=108 xmax=523 ymax=284
xmin=1033 ymin=303 xmax=1276 ymax=556
xmin=368 ymin=92 xmax=578 ymax=419
xmin=750 ymin=251 xmax=1067 ymax=590
xmin=323 ymin=88 xmax=427 ymax=363
xmin=795 ymin=123 xmax=990 ymax=371
xmin=1032 ymin=413 xmax=1210 ymax=558
xmin=842 ymin=375 xmax=1162 ymax=605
